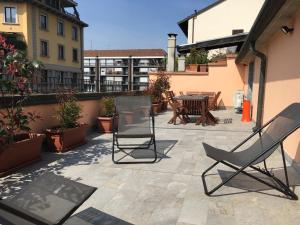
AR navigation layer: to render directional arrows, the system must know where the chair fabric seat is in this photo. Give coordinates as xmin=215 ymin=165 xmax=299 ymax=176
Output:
xmin=0 ymin=173 xmax=97 ymax=225
xmin=203 ymin=141 xmax=278 ymax=167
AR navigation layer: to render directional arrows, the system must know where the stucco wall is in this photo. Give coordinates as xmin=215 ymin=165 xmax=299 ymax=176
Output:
xmin=150 ymin=55 xmax=245 ymax=107
xmin=188 ymin=0 xmax=264 ymax=44
xmin=23 ymin=99 xmax=101 ymax=133
xmin=249 ymin=12 xmax=300 ymax=162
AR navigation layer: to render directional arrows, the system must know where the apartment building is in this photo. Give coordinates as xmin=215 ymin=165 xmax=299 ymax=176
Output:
xmin=0 ymin=0 xmax=88 ymax=91
xmin=84 ymin=49 xmax=167 ymax=92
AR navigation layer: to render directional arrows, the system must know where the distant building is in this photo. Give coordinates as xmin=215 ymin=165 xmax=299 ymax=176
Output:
xmin=0 ymin=0 xmax=88 ymax=92
xmin=84 ymin=49 xmax=167 ymax=92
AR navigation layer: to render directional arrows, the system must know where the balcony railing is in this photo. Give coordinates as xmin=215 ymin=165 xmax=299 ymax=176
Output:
xmin=0 ymin=76 xmax=148 ymax=94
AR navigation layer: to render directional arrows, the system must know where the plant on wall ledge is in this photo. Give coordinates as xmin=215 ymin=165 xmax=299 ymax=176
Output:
xmin=0 ymin=34 xmax=44 ymax=177
xmin=185 ymin=47 xmax=209 ymax=72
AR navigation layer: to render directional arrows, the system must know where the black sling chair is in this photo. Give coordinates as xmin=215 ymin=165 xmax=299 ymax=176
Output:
xmin=0 ymin=173 xmax=96 ymax=225
xmin=202 ymin=103 xmax=300 ymax=200
xmin=112 ymin=95 xmax=157 ymax=164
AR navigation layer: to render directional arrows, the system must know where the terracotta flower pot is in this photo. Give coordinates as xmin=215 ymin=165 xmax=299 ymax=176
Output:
xmin=46 ymin=124 xmax=88 ymax=153
xmin=121 ymin=111 xmax=134 ymax=124
xmin=152 ymin=103 xmax=161 ymax=115
xmin=186 ymin=64 xmax=199 ymax=72
xmin=161 ymin=100 xmax=168 ymax=111
xmin=0 ymin=133 xmax=45 ymax=177
xmin=97 ymin=117 xmax=113 ymax=133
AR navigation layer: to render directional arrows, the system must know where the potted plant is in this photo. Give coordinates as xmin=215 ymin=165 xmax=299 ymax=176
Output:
xmin=154 ymin=71 xmax=170 ymax=111
xmin=46 ymin=90 xmax=88 ymax=152
xmin=97 ymin=96 xmax=115 ymax=133
xmin=0 ymin=34 xmax=44 ymax=177
xmin=185 ymin=48 xmax=209 ymax=72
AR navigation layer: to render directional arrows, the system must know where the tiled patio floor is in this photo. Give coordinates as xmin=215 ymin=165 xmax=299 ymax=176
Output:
xmin=1 ymin=110 xmax=300 ymax=225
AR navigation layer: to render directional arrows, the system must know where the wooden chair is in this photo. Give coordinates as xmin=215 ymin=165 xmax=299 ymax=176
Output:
xmin=165 ymin=91 xmax=190 ymax=125
xmin=208 ymin=91 xmax=221 ymax=111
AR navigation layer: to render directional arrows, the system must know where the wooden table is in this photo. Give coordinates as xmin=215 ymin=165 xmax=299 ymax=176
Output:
xmin=175 ymin=95 xmax=218 ymax=126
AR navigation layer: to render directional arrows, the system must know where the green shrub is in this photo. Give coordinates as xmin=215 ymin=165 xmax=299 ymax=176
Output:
xmin=56 ymin=91 xmax=82 ymax=129
xmin=100 ymin=97 xmax=114 ymax=117
xmin=186 ymin=48 xmax=209 ymax=65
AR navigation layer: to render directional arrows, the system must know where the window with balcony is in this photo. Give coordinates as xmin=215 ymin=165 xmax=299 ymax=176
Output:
xmin=72 ymin=26 xmax=78 ymax=41
xmin=40 ymin=14 xmax=48 ymax=30
xmin=57 ymin=20 xmax=64 ymax=36
xmin=58 ymin=44 xmax=65 ymax=60
xmin=4 ymin=7 xmax=17 ymax=23
xmin=40 ymin=40 xmax=49 ymax=57
xmin=72 ymin=48 xmax=78 ymax=62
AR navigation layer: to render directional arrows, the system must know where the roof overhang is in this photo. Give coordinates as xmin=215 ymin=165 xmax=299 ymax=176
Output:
xmin=177 ymin=33 xmax=248 ymax=54
xmin=62 ymin=0 xmax=78 ymax=7
xmin=236 ymin=0 xmax=300 ymax=64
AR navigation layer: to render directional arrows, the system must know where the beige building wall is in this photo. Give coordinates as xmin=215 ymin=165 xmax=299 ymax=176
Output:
xmin=248 ymin=12 xmax=300 ymax=162
xmin=187 ymin=0 xmax=265 ymax=44
xmin=150 ymin=55 xmax=245 ymax=108
xmin=0 ymin=2 xmax=83 ymax=71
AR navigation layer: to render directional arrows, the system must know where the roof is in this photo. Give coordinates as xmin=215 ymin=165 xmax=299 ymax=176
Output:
xmin=236 ymin=0 xmax=287 ymax=64
xmin=177 ymin=33 xmax=248 ymax=54
xmin=84 ymin=49 xmax=167 ymax=58
xmin=177 ymin=0 xmax=226 ymax=37
xmin=14 ymin=0 xmax=88 ymax=27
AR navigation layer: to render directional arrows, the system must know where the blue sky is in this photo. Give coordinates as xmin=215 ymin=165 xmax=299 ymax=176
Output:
xmin=76 ymin=0 xmax=216 ymax=50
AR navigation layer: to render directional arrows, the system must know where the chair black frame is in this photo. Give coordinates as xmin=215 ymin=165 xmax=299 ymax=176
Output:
xmin=202 ymin=105 xmax=300 ymax=200
xmin=112 ymin=96 xmax=157 ymax=164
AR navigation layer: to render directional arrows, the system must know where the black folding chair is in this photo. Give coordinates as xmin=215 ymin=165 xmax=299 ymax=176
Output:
xmin=112 ymin=95 xmax=157 ymax=164
xmin=202 ymin=103 xmax=300 ymax=200
xmin=0 ymin=173 xmax=96 ymax=225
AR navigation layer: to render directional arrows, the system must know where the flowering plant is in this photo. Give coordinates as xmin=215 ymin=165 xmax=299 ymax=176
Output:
xmin=145 ymin=71 xmax=170 ymax=102
xmin=0 ymin=34 xmax=42 ymax=145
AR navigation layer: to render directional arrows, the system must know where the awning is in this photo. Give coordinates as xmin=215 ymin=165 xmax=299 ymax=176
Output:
xmin=177 ymin=33 xmax=248 ymax=54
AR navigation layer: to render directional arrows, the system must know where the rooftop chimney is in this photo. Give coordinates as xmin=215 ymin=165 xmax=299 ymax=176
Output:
xmin=167 ymin=33 xmax=177 ymax=72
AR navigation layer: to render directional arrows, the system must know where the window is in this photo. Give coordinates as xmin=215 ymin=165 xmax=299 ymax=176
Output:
xmin=57 ymin=20 xmax=64 ymax=36
xmin=71 ymin=73 xmax=77 ymax=85
xmin=4 ymin=7 xmax=17 ymax=23
xmin=40 ymin=14 xmax=48 ymax=30
xmin=40 ymin=40 xmax=48 ymax=57
xmin=72 ymin=26 xmax=78 ymax=41
xmin=59 ymin=71 xmax=64 ymax=84
xmin=72 ymin=48 xmax=78 ymax=62
xmin=58 ymin=44 xmax=65 ymax=60
xmin=41 ymin=70 xmax=48 ymax=82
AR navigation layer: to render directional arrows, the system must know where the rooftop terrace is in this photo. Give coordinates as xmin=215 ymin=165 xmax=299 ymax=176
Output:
xmin=1 ymin=110 xmax=300 ymax=225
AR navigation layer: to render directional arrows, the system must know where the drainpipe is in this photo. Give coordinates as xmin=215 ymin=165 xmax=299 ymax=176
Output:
xmin=192 ymin=10 xmax=197 ymax=43
xmin=250 ymin=41 xmax=267 ymax=131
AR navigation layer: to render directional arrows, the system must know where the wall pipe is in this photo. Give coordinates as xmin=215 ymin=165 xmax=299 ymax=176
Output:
xmin=250 ymin=41 xmax=267 ymax=131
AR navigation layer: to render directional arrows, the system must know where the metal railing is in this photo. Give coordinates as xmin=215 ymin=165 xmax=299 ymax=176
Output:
xmin=0 ymin=76 xmax=148 ymax=94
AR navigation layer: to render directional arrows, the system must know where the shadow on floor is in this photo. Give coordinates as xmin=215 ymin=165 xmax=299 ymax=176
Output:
xmin=113 ymin=140 xmax=178 ymax=163
xmin=0 ymin=136 xmax=113 ymax=199
xmin=207 ymin=167 xmax=300 ymax=198
xmin=65 ymin=207 xmax=133 ymax=225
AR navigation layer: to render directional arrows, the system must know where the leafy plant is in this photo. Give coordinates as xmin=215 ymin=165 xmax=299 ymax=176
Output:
xmin=145 ymin=71 xmax=170 ymax=102
xmin=209 ymin=50 xmax=227 ymax=62
xmin=186 ymin=48 xmax=209 ymax=65
xmin=56 ymin=90 xmax=82 ymax=129
xmin=100 ymin=97 xmax=114 ymax=117
xmin=0 ymin=34 xmax=42 ymax=145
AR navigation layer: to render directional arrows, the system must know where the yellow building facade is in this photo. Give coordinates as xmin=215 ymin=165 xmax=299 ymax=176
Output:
xmin=0 ymin=0 xmax=88 ymax=82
